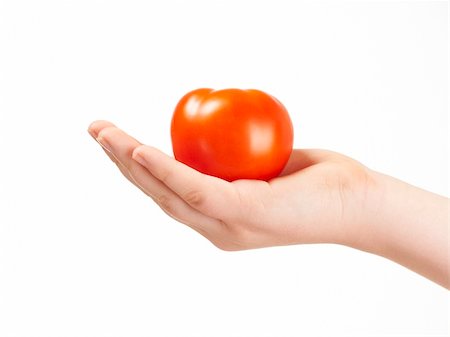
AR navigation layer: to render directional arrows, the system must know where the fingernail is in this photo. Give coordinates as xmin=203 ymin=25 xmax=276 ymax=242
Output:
xmin=132 ymin=152 xmax=147 ymax=166
xmin=96 ymin=136 xmax=112 ymax=153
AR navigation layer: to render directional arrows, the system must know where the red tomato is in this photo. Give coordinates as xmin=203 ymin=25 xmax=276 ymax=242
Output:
xmin=171 ymin=88 xmax=294 ymax=181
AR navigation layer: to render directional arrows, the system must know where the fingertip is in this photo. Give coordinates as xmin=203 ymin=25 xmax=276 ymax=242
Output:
xmin=96 ymin=125 xmax=117 ymax=138
xmin=132 ymin=144 xmax=146 ymax=156
xmin=131 ymin=145 xmax=148 ymax=166
xmin=87 ymin=120 xmax=116 ymax=138
xmin=132 ymin=144 xmax=162 ymax=159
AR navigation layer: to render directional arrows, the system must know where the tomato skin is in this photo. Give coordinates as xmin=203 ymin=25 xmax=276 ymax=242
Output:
xmin=171 ymin=88 xmax=294 ymax=181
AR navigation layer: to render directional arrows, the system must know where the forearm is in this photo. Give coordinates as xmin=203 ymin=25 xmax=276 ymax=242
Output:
xmin=353 ymin=171 xmax=449 ymax=288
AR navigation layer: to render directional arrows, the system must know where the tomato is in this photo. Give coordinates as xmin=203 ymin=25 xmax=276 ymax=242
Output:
xmin=170 ymin=88 xmax=294 ymax=181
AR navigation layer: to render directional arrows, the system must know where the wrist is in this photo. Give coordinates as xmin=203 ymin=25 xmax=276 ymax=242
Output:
xmin=342 ymin=169 xmax=449 ymax=288
xmin=335 ymin=167 xmax=387 ymax=250
xmin=342 ymin=169 xmax=389 ymax=252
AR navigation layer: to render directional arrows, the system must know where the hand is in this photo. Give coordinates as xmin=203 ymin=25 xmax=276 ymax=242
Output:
xmin=88 ymin=120 xmax=449 ymax=288
xmin=87 ymin=120 xmax=373 ymax=250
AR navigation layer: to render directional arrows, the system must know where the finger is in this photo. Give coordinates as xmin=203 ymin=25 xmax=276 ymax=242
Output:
xmin=87 ymin=120 xmax=116 ymax=138
xmin=96 ymin=126 xmax=225 ymax=235
xmin=131 ymin=145 xmax=239 ymax=221
xmin=96 ymin=126 xmax=140 ymax=167
xmin=88 ymin=120 xmax=138 ymax=186
xmin=87 ymin=120 xmax=121 ymax=164
xmin=279 ymin=149 xmax=337 ymax=176
xmin=95 ymin=126 xmax=165 ymax=198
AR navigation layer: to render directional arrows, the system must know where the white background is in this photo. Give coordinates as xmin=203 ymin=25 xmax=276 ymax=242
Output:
xmin=0 ymin=0 xmax=448 ymax=336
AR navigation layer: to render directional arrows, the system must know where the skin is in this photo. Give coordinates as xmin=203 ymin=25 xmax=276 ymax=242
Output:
xmin=88 ymin=120 xmax=449 ymax=289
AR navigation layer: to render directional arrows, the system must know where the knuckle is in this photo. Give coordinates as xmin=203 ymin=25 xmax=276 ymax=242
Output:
xmin=232 ymin=229 xmax=251 ymax=246
xmin=225 ymin=224 xmax=253 ymax=249
xmin=183 ymin=190 xmax=204 ymax=208
xmin=156 ymin=194 xmax=174 ymax=215
xmin=216 ymin=244 xmax=236 ymax=252
xmin=210 ymin=239 xmax=240 ymax=252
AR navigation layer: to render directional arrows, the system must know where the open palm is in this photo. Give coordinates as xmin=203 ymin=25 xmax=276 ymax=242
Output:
xmin=89 ymin=120 xmax=372 ymax=250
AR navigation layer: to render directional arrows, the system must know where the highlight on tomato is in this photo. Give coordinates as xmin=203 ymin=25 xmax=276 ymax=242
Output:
xmin=171 ymin=88 xmax=294 ymax=181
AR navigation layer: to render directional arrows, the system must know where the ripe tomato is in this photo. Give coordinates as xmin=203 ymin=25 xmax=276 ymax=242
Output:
xmin=171 ymin=88 xmax=294 ymax=181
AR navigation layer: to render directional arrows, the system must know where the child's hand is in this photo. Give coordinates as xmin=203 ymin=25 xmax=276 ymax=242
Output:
xmin=88 ymin=120 xmax=372 ymax=250
xmin=88 ymin=120 xmax=449 ymax=289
